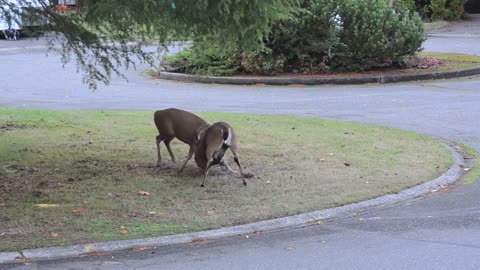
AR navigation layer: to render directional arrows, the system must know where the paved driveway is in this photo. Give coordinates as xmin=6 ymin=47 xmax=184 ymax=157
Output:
xmin=1 ymin=20 xmax=480 ymax=270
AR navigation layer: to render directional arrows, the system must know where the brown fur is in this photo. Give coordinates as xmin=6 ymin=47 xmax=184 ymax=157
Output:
xmin=195 ymin=122 xmax=247 ymax=187
xmin=154 ymin=108 xmax=209 ymax=172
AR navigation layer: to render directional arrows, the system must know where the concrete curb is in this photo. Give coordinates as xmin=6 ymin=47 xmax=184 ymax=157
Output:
xmin=158 ymin=66 xmax=480 ymax=86
xmin=0 ymin=143 xmax=465 ymax=264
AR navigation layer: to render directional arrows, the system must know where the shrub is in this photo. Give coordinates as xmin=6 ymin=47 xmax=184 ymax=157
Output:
xmin=162 ymin=0 xmax=425 ymax=75
xmin=161 ymin=47 xmax=239 ymax=76
xmin=429 ymin=0 xmax=464 ymax=21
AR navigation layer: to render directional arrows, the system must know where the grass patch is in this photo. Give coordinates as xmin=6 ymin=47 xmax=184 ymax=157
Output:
xmin=420 ymin=52 xmax=480 ymax=72
xmin=456 ymin=144 xmax=480 ymax=184
xmin=0 ymin=108 xmax=451 ymax=251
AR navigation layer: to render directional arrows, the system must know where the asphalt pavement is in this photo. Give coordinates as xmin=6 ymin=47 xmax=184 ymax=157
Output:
xmin=1 ymin=18 xmax=480 ymax=270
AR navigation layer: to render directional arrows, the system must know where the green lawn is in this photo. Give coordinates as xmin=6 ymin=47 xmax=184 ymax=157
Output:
xmin=0 ymin=108 xmax=452 ymax=251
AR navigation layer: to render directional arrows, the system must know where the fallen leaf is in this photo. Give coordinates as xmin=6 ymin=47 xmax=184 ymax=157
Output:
xmin=344 ymin=162 xmax=351 ymax=167
xmin=120 ymin=226 xmax=128 ymax=234
xmin=94 ymin=251 xmax=107 ymax=257
xmin=138 ymin=191 xmax=151 ymax=196
xmin=192 ymin=238 xmax=214 ymax=245
xmin=84 ymin=244 xmax=95 ymax=253
xmin=316 ymin=221 xmax=323 ymax=225
xmin=132 ymin=246 xmax=154 ymax=252
xmin=438 ymin=183 xmax=448 ymax=189
xmin=50 ymin=232 xmax=59 ymax=238
xmin=431 ymin=189 xmax=438 ymax=193
xmin=34 ymin=203 xmax=59 ymax=208
xmin=15 ymin=257 xmax=32 ymax=263
xmin=358 ymin=218 xmax=365 ymax=222
xmin=71 ymin=208 xmax=84 ymax=214
xmin=0 ymin=203 xmax=7 ymax=207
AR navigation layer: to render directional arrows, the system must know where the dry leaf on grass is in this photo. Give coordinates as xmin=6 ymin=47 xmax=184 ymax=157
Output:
xmin=83 ymin=200 xmax=91 ymax=205
xmin=71 ymin=208 xmax=84 ymax=214
xmin=120 ymin=226 xmax=128 ymax=234
xmin=0 ymin=203 xmax=7 ymax=207
xmin=34 ymin=203 xmax=59 ymax=208
xmin=50 ymin=232 xmax=59 ymax=238
xmin=138 ymin=191 xmax=151 ymax=196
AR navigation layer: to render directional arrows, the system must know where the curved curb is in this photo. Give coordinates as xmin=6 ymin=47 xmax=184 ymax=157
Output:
xmin=0 ymin=143 xmax=465 ymax=264
xmin=158 ymin=66 xmax=480 ymax=85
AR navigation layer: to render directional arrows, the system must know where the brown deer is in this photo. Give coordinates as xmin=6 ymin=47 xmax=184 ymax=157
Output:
xmin=195 ymin=122 xmax=247 ymax=187
xmin=154 ymin=108 xmax=210 ymax=172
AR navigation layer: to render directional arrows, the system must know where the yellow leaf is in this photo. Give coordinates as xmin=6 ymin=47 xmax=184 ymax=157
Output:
xmin=34 ymin=203 xmax=59 ymax=208
xmin=120 ymin=226 xmax=128 ymax=234
xmin=358 ymin=218 xmax=365 ymax=222
xmin=316 ymin=221 xmax=323 ymax=225
xmin=50 ymin=232 xmax=59 ymax=238
xmin=84 ymin=244 xmax=95 ymax=253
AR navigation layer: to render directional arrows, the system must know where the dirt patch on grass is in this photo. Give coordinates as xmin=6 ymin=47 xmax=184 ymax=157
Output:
xmin=0 ymin=108 xmax=452 ymax=251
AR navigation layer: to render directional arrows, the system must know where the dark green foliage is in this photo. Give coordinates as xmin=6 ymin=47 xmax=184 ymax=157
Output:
xmin=163 ymin=48 xmax=239 ymax=76
xmin=334 ymin=0 xmax=425 ymax=69
xmin=164 ymin=0 xmax=425 ymax=75
xmin=401 ymin=0 xmax=465 ymax=20
xmin=429 ymin=0 xmax=464 ymax=20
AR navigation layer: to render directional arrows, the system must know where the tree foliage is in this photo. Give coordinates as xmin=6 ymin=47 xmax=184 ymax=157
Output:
xmin=1 ymin=0 xmax=297 ymax=88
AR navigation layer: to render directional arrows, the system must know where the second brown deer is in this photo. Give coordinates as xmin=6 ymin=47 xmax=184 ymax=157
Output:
xmin=195 ymin=122 xmax=247 ymax=187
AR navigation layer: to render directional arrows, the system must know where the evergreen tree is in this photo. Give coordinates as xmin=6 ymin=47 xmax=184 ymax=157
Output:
xmin=1 ymin=0 xmax=296 ymax=88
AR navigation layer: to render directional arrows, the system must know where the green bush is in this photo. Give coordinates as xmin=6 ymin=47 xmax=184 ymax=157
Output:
xmin=162 ymin=47 xmax=239 ymax=76
xmin=341 ymin=0 xmax=424 ymax=69
xmin=429 ymin=0 xmax=464 ymax=20
xmin=162 ymin=0 xmax=425 ymax=75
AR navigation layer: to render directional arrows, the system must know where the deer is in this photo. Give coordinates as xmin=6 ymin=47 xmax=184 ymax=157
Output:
xmin=154 ymin=108 xmax=210 ymax=172
xmin=195 ymin=121 xmax=247 ymax=187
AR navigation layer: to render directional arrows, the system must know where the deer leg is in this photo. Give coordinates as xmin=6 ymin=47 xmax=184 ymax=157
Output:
xmin=164 ymin=138 xmax=176 ymax=163
xmin=179 ymin=145 xmax=195 ymax=173
xmin=231 ymin=149 xmax=247 ymax=186
xmin=201 ymin=160 xmax=215 ymax=187
xmin=156 ymin=135 xmax=163 ymax=166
